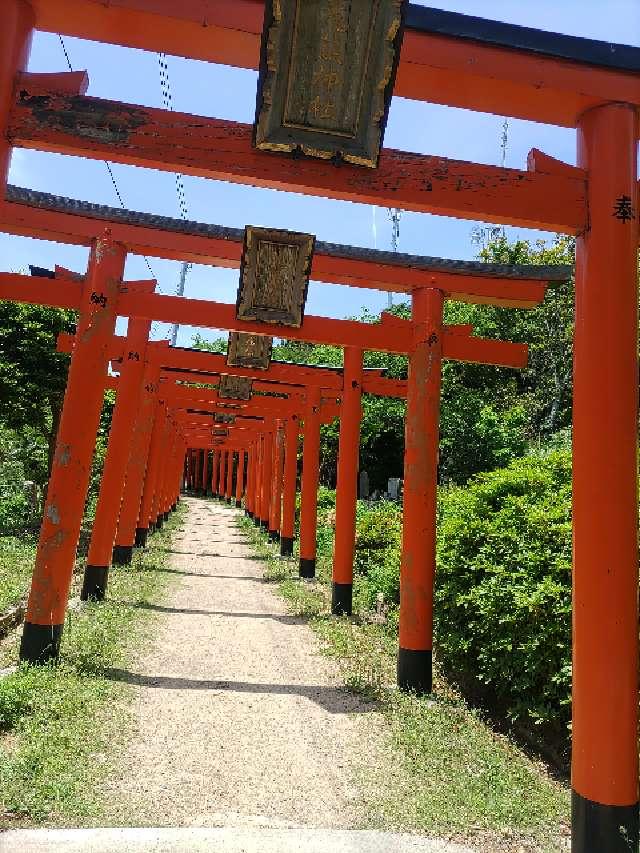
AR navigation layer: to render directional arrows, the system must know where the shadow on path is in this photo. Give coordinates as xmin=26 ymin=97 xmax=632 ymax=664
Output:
xmin=104 ymin=668 xmax=378 ymax=714
xmin=126 ymin=601 xmax=304 ymax=623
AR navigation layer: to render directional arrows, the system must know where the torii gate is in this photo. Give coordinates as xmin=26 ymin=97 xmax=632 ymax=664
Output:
xmin=0 ymin=2 xmax=637 ymax=848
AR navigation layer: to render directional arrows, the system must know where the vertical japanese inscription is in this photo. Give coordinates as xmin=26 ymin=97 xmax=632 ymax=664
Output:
xmin=254 ymin=0 xmax=406 ymax=167
xmin=218 ymin=375 xmax=253 ymax=401
xmin=237 ymin=225 xmax=315 ymax=328
xmin=227 ymin=332 xmax=274 ymax=370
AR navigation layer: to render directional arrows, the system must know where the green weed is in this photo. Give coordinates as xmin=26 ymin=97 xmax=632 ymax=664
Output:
xmin=0 ymin=504 xmax=186 ymax=827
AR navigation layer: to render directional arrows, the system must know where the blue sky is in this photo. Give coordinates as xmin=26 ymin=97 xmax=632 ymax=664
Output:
xmin=3 ymin=0 xmax=639 ymax=345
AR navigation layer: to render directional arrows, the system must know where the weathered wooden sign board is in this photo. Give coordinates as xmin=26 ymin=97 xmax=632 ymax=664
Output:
xmin=218 ymin=374 xmax=253 ymax=401
xmin=237 ymin=226 xmax=315 ymax=328
xmin=254 ymin=0 xmax=405 ymax=167
xmin=215 ymin=412 xmax=236 ymax=424
xmin=227 ymin=331 xmax=273 ymax=370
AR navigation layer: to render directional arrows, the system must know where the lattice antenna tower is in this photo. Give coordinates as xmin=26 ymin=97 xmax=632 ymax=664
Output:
xmin=387 ymin=208 xmax=402 ymax=309
xmin=471 ymin=117 xmax=510 ymax=249
xmin=157 ymin=52 xmax=191 ymax=346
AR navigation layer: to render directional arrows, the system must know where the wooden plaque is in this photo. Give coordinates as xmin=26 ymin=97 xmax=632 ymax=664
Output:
xmin=212 ymin=427 xmax=229 ymax=437
xmin=237 ymin=226 xmax=314 ymax=328
xmin=218 ymin=374 xmax=253 ymax=401
xmin=254 ymin=0 xmax=406 ymax=168
xmin=227 ymin=332 xmax=273 ymax=370
xmin=215 ymin=413 xmax=236 ymax=424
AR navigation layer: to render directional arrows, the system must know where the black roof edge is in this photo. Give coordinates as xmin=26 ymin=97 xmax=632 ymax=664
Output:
xmin=6 ymin=186 xmax=573 ymax=283
xmin=407 ymin=5 xmax=640 ymax=73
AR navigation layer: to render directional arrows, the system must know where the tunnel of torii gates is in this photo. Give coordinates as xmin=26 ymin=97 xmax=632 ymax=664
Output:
xmin=0 ymin=2 xmax=637 ymax=851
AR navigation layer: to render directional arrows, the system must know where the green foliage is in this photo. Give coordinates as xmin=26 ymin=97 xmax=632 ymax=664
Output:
xmin=436 ymin=450 xmax=572 ymax=732
xmin=0 ymin=535 xmax=36 ymax=614
xmin=312 ymin=443 xmax=573 ymax=738
xmin=0 ymin=300 xmax=75 ymax=479
xmin=0 ymin=507 xmax=184 ymax=824
xmin=0 ymin=426 xmax=43 ymax=533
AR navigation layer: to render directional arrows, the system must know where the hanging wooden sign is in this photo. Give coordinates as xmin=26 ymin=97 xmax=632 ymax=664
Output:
xmin=254 ymin=0 xmax=406 ymax=168
xmin=227 ymin=331 xmax=273 ymax=370
xmin=215 ymin=412 xmax=236 ymax=424
xmin=218 ymin=374 xmax=253 ymax=401
xmin=237 ymin=226 xmax=314 ymax=328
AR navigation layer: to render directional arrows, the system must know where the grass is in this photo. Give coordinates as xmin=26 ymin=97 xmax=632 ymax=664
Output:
xmin=0 ymin=503 xmax=186 ymax=828
xmin=0 ymin=535 xmax=37 ymax=615
xmin=239 ymin=515 xmax=570 ymax=853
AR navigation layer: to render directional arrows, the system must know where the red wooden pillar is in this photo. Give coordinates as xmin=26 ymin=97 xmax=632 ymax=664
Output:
xmin=150 ymin=412 xmax=172 ymax=529
xmin=194 ymin=448 xmax=202 ymax=497
xmin=114 ymin=358 xmax=162 ymax=553
xmin=299 ymin=387 xmax=322 ymax=578
xmin=260 ymin=431 xmax=274 ymax=527
xmin=211 ymin=450 xmax=220 ymax=497
xmin=332 ymin=347 xmax=363 ymax=616
xmin=202 ymin=449 xmax=209 ymax=496
xmin=82 ymin=316 xmax=151 ymax=600
xmin=253 ymin=434 xmax=264 ymax=525
xmin=137 ymin=401 xmax=168 ymax=537
xmin=225 ymin=450 xmax=234 ymax=502
xmin=158 ymin=422 xmax=178 ymax=521
xmin=268 ymin=422 xmax=285 ymax=541
xmin=397 ymin=287 xmax=444 ymax=694
xmin=247 ymin=442 xmax=256 ymax=518
xmin=218 ymin=447 xmax=226 ymax=498
xmin=0 ymin=0 xmax=33 ymax=185
xmin=571 ymin=104 xmax=639 ymax=852
xmin=235 ymin=450 xmax=246 ymax=508
xmin=20 ymin=234 xmax=126 ymax=663
xmin=280 ymin=415 xmax=299 ymax=557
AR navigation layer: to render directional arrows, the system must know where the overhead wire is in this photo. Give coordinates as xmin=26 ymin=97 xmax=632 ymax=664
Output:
xmin=157 ymin=51 xmax=192 ymax=346
xmin=57 ymin=36 xmax=158 ymax=284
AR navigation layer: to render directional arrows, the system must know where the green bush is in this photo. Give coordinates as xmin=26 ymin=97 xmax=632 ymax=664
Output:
xmin=435 ymin=450 xmax=572 ymax=733
xmin=325 ymin=449 xmax=573 ymax=740
xmin=354 ymin=501 xmax=402 ymax=609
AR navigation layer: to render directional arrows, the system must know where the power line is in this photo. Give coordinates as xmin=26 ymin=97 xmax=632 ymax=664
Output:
xmin=57 ymin=36 xmax=158 ymax=283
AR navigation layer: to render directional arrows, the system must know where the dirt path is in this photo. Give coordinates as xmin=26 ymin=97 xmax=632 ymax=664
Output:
xmin=98 ymin=497 xmax=387 ymax=830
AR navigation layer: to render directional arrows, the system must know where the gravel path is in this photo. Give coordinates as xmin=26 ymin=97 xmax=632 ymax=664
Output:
xmin=99 ymin=497 xmax=388 ymax=830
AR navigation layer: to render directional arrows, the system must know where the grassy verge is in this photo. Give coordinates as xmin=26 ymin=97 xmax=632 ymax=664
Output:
xmin=239 ymin=516 xmax=570 ymax=853
xmin=0 ymin=503 xmax=186 ymax=828
xmin=0 ymin=536 xmax=37 ymax=615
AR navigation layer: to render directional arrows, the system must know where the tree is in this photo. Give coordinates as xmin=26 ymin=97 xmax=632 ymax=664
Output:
xmin=0 ymin=301 xmax=76 ymax=481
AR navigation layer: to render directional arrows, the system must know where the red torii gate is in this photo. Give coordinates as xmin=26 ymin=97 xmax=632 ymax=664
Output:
xmin=0 ymin=2 xmax=637 ymax=848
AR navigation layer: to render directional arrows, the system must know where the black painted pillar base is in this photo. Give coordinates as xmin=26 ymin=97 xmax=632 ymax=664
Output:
xmin=227 ymin=497 xmax=232 ymax=505
xmin=280 ymin=537 xmax=294 ymax=557
xmin=268 ymin=529 xmax=279 ymax=543
xmin=572 ymin=790 xmax=639 ymax=852
xmin=171 ymin=503 xmax=177 ymax=512
xmin=20 ymin=622 xmax=63 ymax=664
xmin=112 ymin=544 xmax=134 ymax=566
xmin=331 ymin=582 xmax=353 ymax=617
xmin=299 ymin=557 xmax=316 ymax=579
xmin=236 ymin=500 xmax=242 ymax=509
xmin=163 ymin=511 xmax=169 ymax=522
xmin=149 ymin=521 xmax=156 ymax=534
xmin=246 ymin=510 xmax=253 ymax=519
xmin=260 ymin=519 xmax=269 ymax=530
xmin=135 ymin=527 xmax=148 ymax=547
xmin=156 ymin=516 xmax=164 ymax=530
xmin=397 ymin=648 xmax=432 ymax=694
xmin=81 ymin=565 xmax=109 ymax=602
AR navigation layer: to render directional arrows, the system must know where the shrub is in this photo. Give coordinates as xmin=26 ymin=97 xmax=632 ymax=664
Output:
xmin=435 ymin=450 xmax=572 ymax=734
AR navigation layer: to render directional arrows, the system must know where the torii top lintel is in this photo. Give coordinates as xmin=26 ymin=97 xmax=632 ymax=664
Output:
xmin=27 ymin=1 xmax=640 ymax=128
xmin=1 ymin=187 xmax=570 ymax=308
